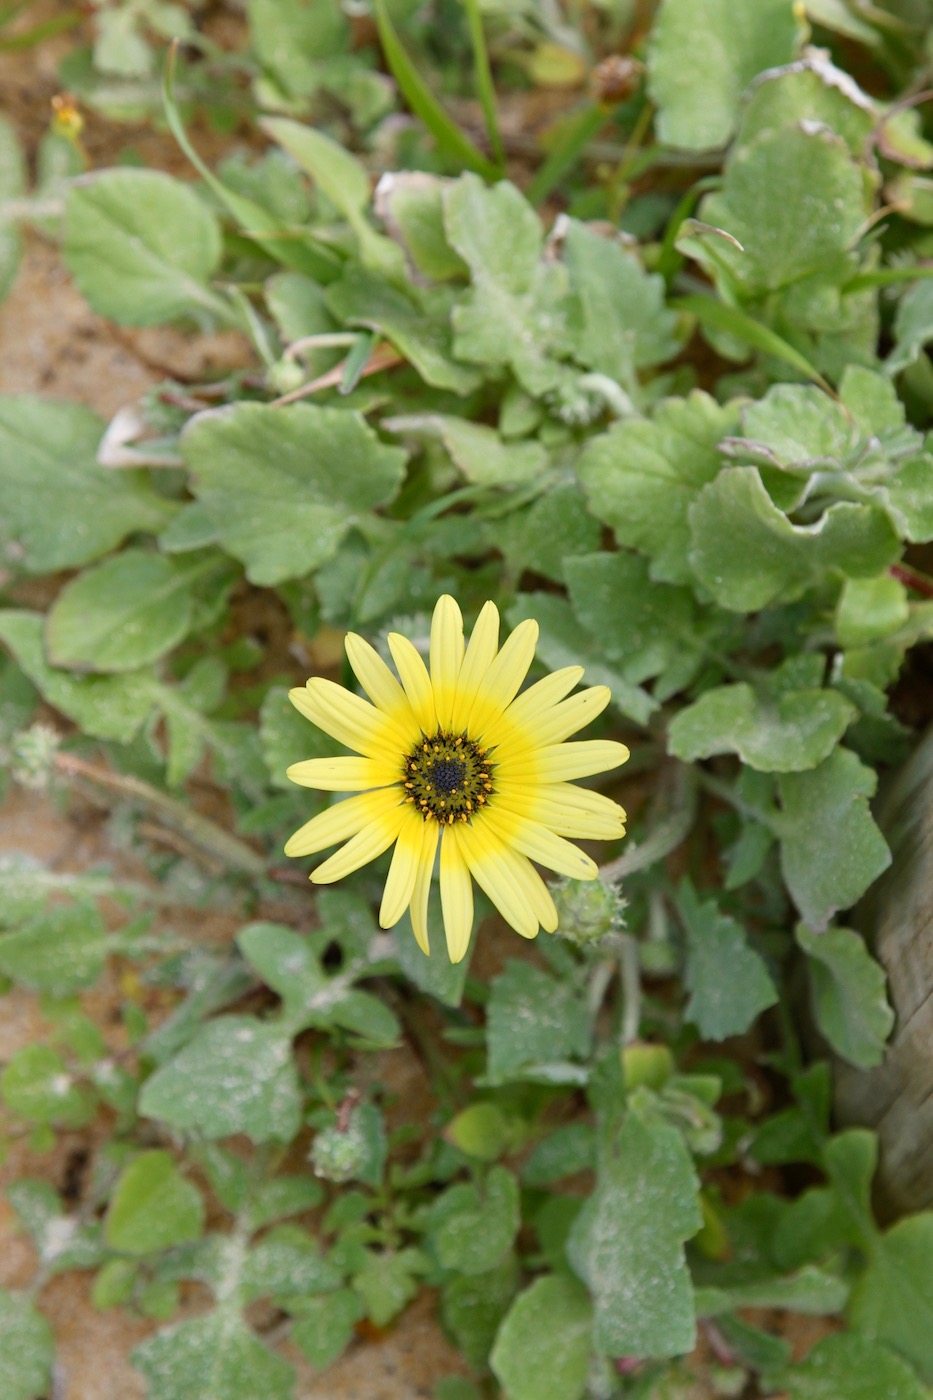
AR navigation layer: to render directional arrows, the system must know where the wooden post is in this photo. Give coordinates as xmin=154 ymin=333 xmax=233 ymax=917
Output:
xmin=834 ymin=726 xmax=933 ymax=1218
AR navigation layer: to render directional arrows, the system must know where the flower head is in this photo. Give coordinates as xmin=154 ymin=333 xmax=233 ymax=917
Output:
xmin=285 ymin=596 xmax=629 ymax=962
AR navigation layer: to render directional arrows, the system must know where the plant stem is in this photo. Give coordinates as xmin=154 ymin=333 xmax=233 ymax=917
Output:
xmin=53 ymin=752 xmax=267 ymax=877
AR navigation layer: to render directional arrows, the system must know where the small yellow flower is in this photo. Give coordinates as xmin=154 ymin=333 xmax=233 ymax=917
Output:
xmin=285 ymin=596 xmax=629 ymax=962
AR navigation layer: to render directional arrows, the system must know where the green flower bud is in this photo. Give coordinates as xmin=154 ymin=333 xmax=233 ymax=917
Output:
xmin=310 ymin=1114 xmax=370 ymax=1184
xmin=552 ymin=877 xmax=626 ymax=944
xmin=265 ymin=358 xmax=306 ymax=396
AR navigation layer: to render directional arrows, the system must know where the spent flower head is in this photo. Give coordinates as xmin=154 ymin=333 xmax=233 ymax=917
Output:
xmin=285 ymin=596 xmax=628 ymax=962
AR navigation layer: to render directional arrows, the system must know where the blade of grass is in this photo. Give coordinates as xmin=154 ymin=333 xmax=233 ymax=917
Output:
xmin=672 ymin=294 xmax=833 ymax=393
xmin=0 ymin=12 xmax=81 ymax=48
xmin=372 ymin=0 xmax=499 ymax=179
xmin=463 ymin=0 xmax=505 ymax=170
xmin=845 ymin=264 xmax=933 ymax=293
xmin=526 ymin=102 xmax=607 ymax=208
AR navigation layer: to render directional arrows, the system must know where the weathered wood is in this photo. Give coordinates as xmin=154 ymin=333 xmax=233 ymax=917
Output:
xmin=835 ymin=726 xmax=933 ymax=1218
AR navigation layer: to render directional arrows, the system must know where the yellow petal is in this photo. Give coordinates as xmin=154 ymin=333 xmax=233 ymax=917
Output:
xmin=410 ymin=817 xmax=439 ymax=954
xmin=311 ymin=801 xmax=407 ymax=883
xmin=450 ymin=600 xmax=499 ymax=733
xmin=286 ymin=756 xmax=399 ymax=791
xmin=387 ymin=632 xmax=436 ymax=735
xmin=529 ymin=687 xmax=611 ymax=746
xmin=430 ymin=594 xmax=464 ymax=731
xmin=497 ymin=739 xmax=630 ymax=784
xmin=457 ymin=818 xmax=538 ymax=939
xmin=467 ymin=618 xmax=539 ymax=739
xmin=484 ymin=676 xmax=604 ymax=754
xmin=290 ymin=679 xmax=408 ymax=761
xmin=379 ymin=806 xmax=426 ymax=928
xmin=480 ymin=806 xmax=598 ymax=879
xmin=345 ymin=633 xmax=421 ymax=744
xmin=440 ymin=825 xmax=473 ymax=963
xmin=284 ymin=787 xmax=401 ymax=857
xmin=495 ymin=782 xmax=627 ymax=839
xmin=499 ymin=666 xmax=584 ymax=728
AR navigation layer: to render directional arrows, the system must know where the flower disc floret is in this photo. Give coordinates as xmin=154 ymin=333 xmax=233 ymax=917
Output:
xmin=404 ymin=732 xmax=494 ymax=822
xmin=285 ymin=595 xmax=629 ymax=963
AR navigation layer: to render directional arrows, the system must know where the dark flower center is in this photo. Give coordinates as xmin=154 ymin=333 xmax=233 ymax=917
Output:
xmin=403 ymin=732 xmax=495 ymax=823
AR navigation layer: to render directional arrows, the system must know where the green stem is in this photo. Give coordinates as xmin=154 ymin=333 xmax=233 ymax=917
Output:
xmin=617 ymin=933 xmax=642 ymax=1046
xmin=464 ymin=0 xmax=505 ymax=169
xmin=53 ymin=753 xmax=267 ymax=878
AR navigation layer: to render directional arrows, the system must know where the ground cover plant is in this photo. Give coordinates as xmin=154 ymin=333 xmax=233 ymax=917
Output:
xmin=3 ymin=0 xmax=933 ymax=1396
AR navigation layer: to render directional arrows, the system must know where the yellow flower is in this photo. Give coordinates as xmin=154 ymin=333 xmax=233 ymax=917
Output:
xmin=285 ymin=596 xmax=629 ymax=962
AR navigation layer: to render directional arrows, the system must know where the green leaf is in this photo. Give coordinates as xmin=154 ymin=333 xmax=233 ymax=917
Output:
xmin=565 ymin=551 xmax=703 ymax=698
xmin=375 ymin=171 xmax=468 ymax=282
xmin=0 ymin=396 xmax=173 ymax=573
xmin=132 ymin=1313 xmax=294 ymax=1400
xmin=0 ymin=1289 xmax=54 ymax=1400
xmin=446 ymin=1103 xmax=513 ymax=1162
xmin=772 ymin=1128 xmax=875 ymax=1269
xmin=1 ymin=1044 xmax=95 ymax=1128
xmin=242 ymin=1226 xmax=341 ymax=1301
xmin=45 ymin=549 xmax=201 ymax=673
xmin=351 ymin=1247 xmax=426 ymax=1327
xmin=647 ymin=0 xmax=801 ymax=150
xmin=567 ymin=1110 xmax=702 ymax=1357
xmin=486 ymin=960 xmax=591 ymax=1086
xmin=564 ymin=220 xmax=680 ymax=390
xmin=689 ymin=468 xmax=900 ymax=612
xmin=247 ymin=0 xmax=348 ymax=99
xmin=779 ymin=1333 xmax=929 ymax=1400
xmin=739 ymin=55 xmax=876 ymax=156
xmin=521 ymin=1124 xmax=595 ymax=1186
xmin=678 ymin=882 xmax=778 ymax=1039
xmin=836 ymin=577 xmax=910 ymax=648
xmin=182 ymin=402 xmax=407 ymax=586
xmin=289 ymin=1288 xmax=362 ymax=1370
xmin=444 ymin=173 xmax=568 ymax=395
xmin=577 ymin=391 xmax=740 ymax=584
xmin=139 ymin=1017 xmax=302 ymax=1144
xmin=493 ymin=483 xmax=600 ymax=587
xmin=698 ymin=123 xmax=869 ymax=296
xmin=246 ymin=1176 xmax=324 ymax=1231
xmin=261 ymin=119 xmax=404 ymax=276
xmin=442 ymin=1255 xmax=518 ymax=1371
xmin=851 ymin=1212 xmax=933 ymax=1382
xmin=796 ymin=925 xmax=893 ymax=1068
xmin=385 ymin=413 xmax=547 ymax=486
xmin=490 ymin=1274 xmax=592 ymax=1400
xmin=777 ymin=748 xmax=891 ymax=929
xmin=0 ymin=611 xmax=156 ymax=743
xmin=668 ymin=681 xmax=856 ymax=772
xmin=0 ymin=903 xmax=107 ymax=994
xmin=327 ymin=268 xmax=481 ymax=393
xmin=235 ymin=923 xmax=326 ymax=1026
xmin=427 ymin=1166 xmax=520 ymax=1276
xmin=736 ymin=382 xmax=855 ymax=470
xmin=64 ymin=169 xmax=227 ymax=326
xmin=105 ymin=1150 xmax=204 ymax=1255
